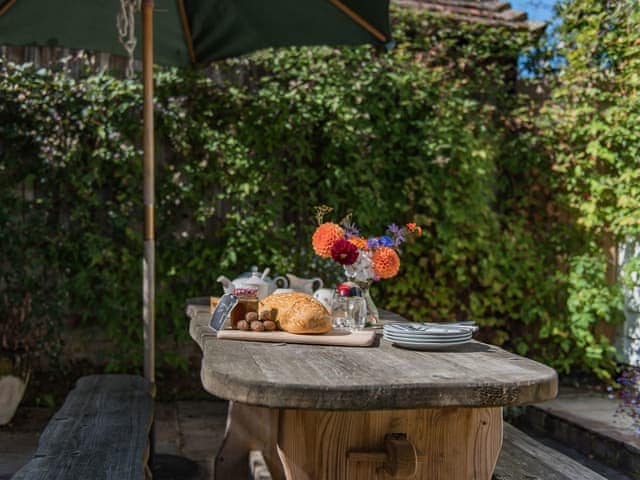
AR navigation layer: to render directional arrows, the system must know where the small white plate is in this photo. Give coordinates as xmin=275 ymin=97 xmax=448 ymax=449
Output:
xmin=384 ymin=323 xmax=470 ymax=336
xmin=383 ymin=330 xmax=471 ymax=340
xmin=383 ymin=335 xmax=471 ymax=345
xmin=384 ymin=337 xmax=472 ymax=350
xmin=382 ymin=331 xmax=473 ymax=340
xmin=383 ymin=329 xmax=472 ymax=340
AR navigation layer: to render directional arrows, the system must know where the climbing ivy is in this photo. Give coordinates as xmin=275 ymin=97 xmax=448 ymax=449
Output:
xmin=0 ymin=4 xmax=634 ymax=379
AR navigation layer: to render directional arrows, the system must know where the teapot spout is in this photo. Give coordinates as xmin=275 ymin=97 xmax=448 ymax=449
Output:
xmin=261 ymin=267 xmax=271 ymax=281
xmin=216 ymin=275 xmax=234 ymax=293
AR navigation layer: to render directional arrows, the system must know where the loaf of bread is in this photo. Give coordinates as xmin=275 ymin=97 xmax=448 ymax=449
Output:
xmin=259 ymin=292 xmax=331 ymax=334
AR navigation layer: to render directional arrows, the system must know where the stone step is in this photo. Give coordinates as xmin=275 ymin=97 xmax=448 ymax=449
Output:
xmin=508 ymin=387 xmax=640 ymax=479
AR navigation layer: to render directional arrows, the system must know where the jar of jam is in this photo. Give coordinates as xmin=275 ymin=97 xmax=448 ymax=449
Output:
xmin=230 ymin=288 xmax=259 ymax=328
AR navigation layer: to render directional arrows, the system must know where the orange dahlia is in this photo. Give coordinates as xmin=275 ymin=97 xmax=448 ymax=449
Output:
xmin=372 ymin=247 xmax=400 ymax=279
xmin=312 ymin=222 xmax=344 ymax=258
xmin=348 ymin=236 xmax=368 ymax=251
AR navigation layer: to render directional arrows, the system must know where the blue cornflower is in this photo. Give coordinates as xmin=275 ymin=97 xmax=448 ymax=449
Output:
xmin=342 ymin=221 xmax=360 ymax=238
xmin=394 ymin=231 xmax=406 ymax=247
xmin=379 ymin=235 xmax=394 ymax=247
xmin=387 ymin=223 xmax=401 ymax=234
xmin=367 ymin=238 xmax=379 ymax=249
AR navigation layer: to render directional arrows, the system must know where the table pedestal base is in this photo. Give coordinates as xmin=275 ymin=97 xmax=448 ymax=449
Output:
xmin=215 ymin=402 xmax=503 ymax=480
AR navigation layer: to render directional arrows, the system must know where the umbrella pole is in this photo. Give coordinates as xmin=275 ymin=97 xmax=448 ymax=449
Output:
xmin=142 ymin=0 xmax=155 ymax=386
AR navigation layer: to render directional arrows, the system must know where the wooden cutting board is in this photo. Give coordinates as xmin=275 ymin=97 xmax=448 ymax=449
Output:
xmin=216 ymin=328 xmax=376 ymax=347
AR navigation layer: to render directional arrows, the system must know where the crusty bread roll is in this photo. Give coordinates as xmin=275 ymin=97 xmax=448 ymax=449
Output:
xmin=259 ymin=292 xmax=331 ymax=334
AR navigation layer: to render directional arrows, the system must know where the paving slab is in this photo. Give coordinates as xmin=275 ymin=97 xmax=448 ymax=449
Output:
xmin=155 ymin=400 xmax=228 ymax=479
xmin=535 ymin=387 xmax=640 ymax=448
xmin=510 ymin=387 xmax=640 ymax=479
xmin=155 ymin=402 xmax=181 ymax=457
xmin=0 ymin=407 xmax=53 ymax=480
xmin=0 ymin=432 xmax=40 ymax=480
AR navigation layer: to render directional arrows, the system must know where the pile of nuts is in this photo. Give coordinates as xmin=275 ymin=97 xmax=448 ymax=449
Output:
xmin=235 ymin=309 xmax=277 ymax=332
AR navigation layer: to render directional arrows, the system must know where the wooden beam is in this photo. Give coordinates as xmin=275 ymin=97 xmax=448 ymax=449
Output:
xmin=176 ymin=0 xmax=196 ymax=64
xmin=0 ymin=0 xmax=17 ymax=17
xmin=329 ymin=0 xmax=388 ymax=42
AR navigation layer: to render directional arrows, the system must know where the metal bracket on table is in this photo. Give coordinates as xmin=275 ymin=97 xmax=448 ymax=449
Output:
xmin=347 ymin=433 xmax=424 ymax=479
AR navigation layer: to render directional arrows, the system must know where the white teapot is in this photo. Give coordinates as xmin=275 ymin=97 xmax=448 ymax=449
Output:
xmin=217 ymin=267 xmax=287 ymax=300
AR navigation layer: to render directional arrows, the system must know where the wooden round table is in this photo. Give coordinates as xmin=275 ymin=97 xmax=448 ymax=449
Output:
xmin=189 ymin=306 xmax=557 ymax=480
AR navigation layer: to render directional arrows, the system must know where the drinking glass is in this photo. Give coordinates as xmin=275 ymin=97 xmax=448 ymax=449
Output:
xmin=347 ymin=296 xmax=366 ymax=331
xmin=330 ymin=292 xmax=348 ymax=329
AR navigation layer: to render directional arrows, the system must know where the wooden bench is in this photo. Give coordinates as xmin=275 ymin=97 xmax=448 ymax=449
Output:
xmin=493 ymin=423 xmax=606 ymax=480
xmin=12 ymin=374 xmax=154 ymax=480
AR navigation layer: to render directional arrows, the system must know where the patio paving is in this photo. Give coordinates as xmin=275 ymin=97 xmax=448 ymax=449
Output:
xmin=0 ymin=407 xmax=52 ymax=480
xmin=154 ymin=400 xmax=228 ymax=478
xmin=2 ymin=393 xmax=637 ymax=479
xmin=510 ymin=386 xmax=640 ymax=479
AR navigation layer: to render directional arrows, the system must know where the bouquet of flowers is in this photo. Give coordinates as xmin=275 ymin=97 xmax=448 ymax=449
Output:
xmin=311 ymin=206 xmax=422 ymax=323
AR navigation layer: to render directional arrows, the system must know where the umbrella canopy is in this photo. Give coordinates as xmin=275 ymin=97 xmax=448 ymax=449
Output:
xmin=0 ymin=0 xmax=392 ymax=384
xmin=0 ymin=0 xmax=391 ymax=66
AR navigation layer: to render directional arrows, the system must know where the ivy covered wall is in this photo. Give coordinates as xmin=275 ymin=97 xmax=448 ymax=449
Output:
xmin=1 ymin=5 xmax=632 ymax=379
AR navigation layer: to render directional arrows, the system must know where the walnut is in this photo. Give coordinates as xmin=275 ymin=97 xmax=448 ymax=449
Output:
xmin=250 ymin=320 xmax=265 ymax=332
xmin=263 ymin=320 xmax=277 ymax=331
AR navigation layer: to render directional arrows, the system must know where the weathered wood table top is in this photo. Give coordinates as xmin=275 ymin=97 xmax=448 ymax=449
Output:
xmin=189 ymin=305 xmax=557 ymax=411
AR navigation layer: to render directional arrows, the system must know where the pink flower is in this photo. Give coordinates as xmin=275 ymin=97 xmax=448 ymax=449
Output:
xmin=330 ymin=239 xmax=359 ymax=265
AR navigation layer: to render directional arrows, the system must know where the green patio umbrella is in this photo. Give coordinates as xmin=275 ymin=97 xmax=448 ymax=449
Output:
xmin=0 ymin=0 xmax=392 ymax=384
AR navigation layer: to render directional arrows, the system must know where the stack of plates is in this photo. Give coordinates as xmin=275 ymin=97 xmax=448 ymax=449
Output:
xmin=383 ymin=323 xmax=474 ymax=350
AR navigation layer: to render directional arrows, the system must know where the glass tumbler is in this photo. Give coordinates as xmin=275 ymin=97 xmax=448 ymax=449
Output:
xmin=347 ymin=296 xmax=367 ymax=331
xmin=330 ymin=292 xmax=348 ymax=329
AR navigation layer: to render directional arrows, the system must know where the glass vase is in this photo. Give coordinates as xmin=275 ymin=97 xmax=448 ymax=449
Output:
xmin=343 ymin=251 xmax=380 ymax=325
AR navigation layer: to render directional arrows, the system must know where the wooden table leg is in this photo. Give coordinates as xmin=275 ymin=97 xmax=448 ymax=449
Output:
xmin=276 ymin=407 xmax=503 ymax=480
xmin=214 ymin=401 xmax=285 ymax=480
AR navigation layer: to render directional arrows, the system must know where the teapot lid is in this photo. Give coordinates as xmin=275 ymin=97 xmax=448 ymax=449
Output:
xmin=238 ymin=266 xmax=271 ymax=280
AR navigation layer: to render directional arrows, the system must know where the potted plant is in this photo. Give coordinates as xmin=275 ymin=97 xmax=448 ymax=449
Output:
xmin=0 ymin=290 xmax=57 ymax=425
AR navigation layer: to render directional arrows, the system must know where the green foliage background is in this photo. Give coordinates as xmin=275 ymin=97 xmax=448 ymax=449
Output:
xmin=1 ymin=3 xmax=636 ymax=379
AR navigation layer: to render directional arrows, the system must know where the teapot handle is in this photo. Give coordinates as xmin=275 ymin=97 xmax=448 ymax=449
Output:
xmin=312 ymin=277 xmax=324 ymax=290
xmin=273 ymin=276 xmax=289 ymax=288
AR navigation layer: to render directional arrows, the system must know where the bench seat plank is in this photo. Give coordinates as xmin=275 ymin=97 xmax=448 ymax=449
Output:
xmin=13 ymin=375 xmax=154 ymax=480
xmin=493 ymin=423 xmax=606 ymax=480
